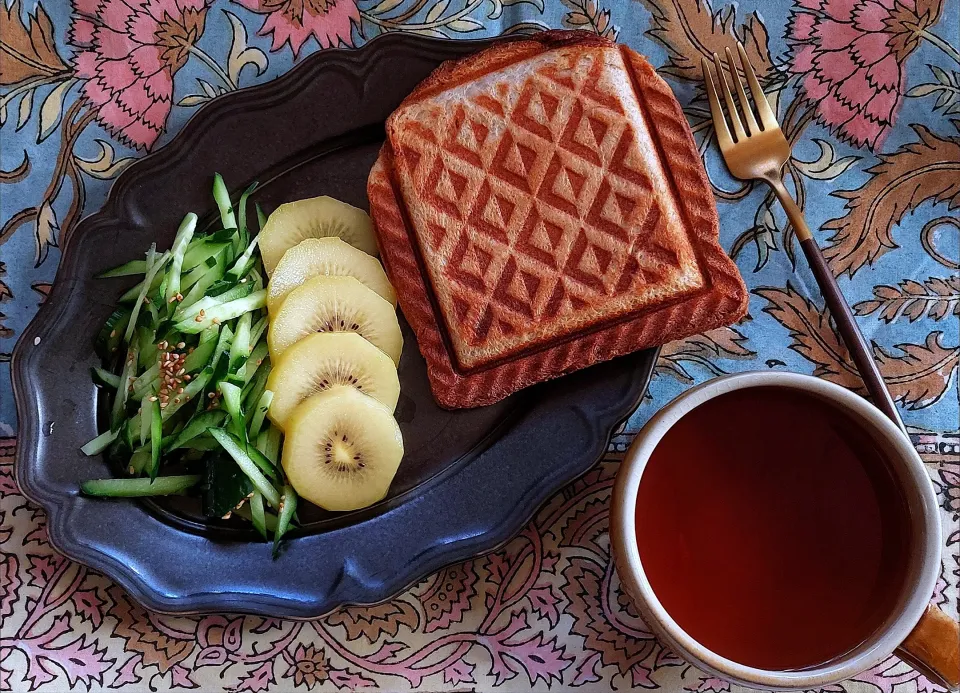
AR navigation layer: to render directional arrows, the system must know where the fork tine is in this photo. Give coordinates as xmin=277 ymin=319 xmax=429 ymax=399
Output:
xmin=701 ymin=58 xmax=733 ymax=150
xmin=726 ymin=47 xmax=759 ymax=135
xmin=737 ymin=42 xmax=777 ymax=130
xmin=712 ymin=52 xmax=745 ymax=142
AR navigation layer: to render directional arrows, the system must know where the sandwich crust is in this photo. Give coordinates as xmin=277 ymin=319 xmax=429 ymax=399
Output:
xmin=369 ymin=30 xmax=748 ymax=408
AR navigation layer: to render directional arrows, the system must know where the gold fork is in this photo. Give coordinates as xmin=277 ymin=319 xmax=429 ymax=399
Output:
xmin=702 ymin=45 xmax=907 ymax=436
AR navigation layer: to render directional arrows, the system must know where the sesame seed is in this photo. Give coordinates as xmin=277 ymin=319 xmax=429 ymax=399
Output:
xmin=184 ymin=374 xmax=191 ymax=381
xmin=176 ymin=293 xmax=183 ymax=302
xmin=221 ymin=512 xmax=232 ymax=520
xmin=195 ymin=315 xmax=203 ymax=322
xmin=160 ymin=402 xmax=168 ymax=409
xmin=143 ymin=297 xmax=150 ymax=304
xmin=169 ymin=296 xmax=177 ymax=303
xmin=177 ymin=368 xmax=185 ymax=376
xmin=177 ymin=342 xmax=186 ymax=349
xmin=109 ymin=330 xmax=117 ymax=338
xmin=149 ymin=396 xmax=158 ymax=402
xmin=198 ymin=310 xmax=206 ymax=317
xmin=212 ymin=317 xmax=220 ymax=325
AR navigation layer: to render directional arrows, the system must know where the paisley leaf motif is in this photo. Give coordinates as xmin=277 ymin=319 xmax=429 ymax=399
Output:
xmin=0 ymin=0 xmax=70 ymax=86
xmin=426 ymin=0 xmax=450 ymax=24
xmin=74 ymin=140 xmax=137 ymax=180
xmin=37 ymin=78 xmax=75 ymax=142
xmin=225 ymin=10 xmax=267 ymax=87
xmin=0 ymin=152 xmax=30 ymax=183
xmin=561 ymin=0 xmax=618 ymax=38
xmin=367 ymin=0 xmax=406 ymax=14
xmin=639 ymin=0 xmax=773 ymax=82
xmin=34 ymin=200 xmax=58 ymax=266
xmin=447 ymin=17 xmax=484 ymax=31
xmin=855 ymin=276 xmax=960 ymax=323
xmin=324 ymin=599 xmax=420 ymax=642
xmin=756 ymin=284 xmax=960 ymax=409
xmin=823 ymin=126 xmax=960 ymax=277
xmin=656 ymin=326 xmax=754 ymax=382
xmin=793 ymin=139 xmax=861 ymax=180
xmin=105 ymin=586 xmax=196 ymax=673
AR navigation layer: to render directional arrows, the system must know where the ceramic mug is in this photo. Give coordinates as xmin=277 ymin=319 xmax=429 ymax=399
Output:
xmin=610 ymin=371 xmax=960 ymax=691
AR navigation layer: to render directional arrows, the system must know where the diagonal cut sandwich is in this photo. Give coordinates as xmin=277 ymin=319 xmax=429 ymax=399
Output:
xmin=368 ymin=30 xmax=748 ymax=409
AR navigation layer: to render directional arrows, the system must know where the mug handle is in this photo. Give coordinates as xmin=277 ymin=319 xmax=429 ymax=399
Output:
xmin=895 ymin=604 xmax=960 ymax=691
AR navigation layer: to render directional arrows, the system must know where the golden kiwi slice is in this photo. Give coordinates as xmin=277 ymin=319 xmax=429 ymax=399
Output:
xmin=266 ymin=331 xmax=400 ymax=430
xmin=260 ymin=196 xmax=378 ymax=275
xmin=282 ymin=386 xmax=404 ymax=512
xmin=268 ymin=275 xmax=403 ymax=365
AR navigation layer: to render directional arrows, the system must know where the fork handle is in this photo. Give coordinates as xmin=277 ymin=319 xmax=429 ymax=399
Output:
xmin=768 ymin=179 xmax=909 ymax=437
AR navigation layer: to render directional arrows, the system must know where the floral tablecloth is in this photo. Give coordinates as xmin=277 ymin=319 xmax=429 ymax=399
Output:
xmin=1 ymin=0 xmax=958 ymax=690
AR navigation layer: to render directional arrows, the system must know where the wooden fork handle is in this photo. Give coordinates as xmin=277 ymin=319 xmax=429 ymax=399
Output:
xmin=768 ymin=179 xmax=908 ymax=436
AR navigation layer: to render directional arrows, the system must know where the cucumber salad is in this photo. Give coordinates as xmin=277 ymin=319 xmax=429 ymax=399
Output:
xmin=82 ymin=175 xmax=405 ymax=557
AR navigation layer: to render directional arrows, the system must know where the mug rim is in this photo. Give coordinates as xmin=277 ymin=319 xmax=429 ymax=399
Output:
xmin=610 ymin=371 xmax=943 ymax=690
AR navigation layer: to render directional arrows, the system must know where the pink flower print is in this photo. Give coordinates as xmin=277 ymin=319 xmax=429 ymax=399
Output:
xmin=282 ymin=644 xmax=328 ymax=689
xmin=68 ymin=0 xmax=209 ymax=151
xmin=234 ymin=0 xmax=359 ymax=57
xmin=786 ymin=0 xmax=943 ymax=150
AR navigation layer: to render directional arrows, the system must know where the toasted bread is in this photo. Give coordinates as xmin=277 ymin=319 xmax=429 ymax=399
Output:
xmin=368 ymin=31 xmax=748 ymax=408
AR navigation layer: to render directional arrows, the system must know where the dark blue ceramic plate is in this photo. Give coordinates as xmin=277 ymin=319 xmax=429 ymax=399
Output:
xmin=11 ymin=34 xmax=657 ymax=617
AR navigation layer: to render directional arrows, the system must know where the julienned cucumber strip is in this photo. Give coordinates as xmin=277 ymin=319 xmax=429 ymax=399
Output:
xmin=149 ymin=398 xmax=163 ymax=480
xmin=161 ymin=367 xmax=213 ymax=421
xmin=236 ymin=182 xmax=258 ymax=249
xmin=164 ymin=410 xmax=227 ymax=451
xmin=225 ymin=237 xmax=259 ymax=282
xmin=273 ymin=483 xmax=297 ymax=558
xmin=111 ymin=346 xmax=138 ymax=431
xmin=175 ymin=290 xmax=266 ymax=334
xmin=118 ymin=268 xmax=164 ymax=305
xmin=250 ymin=491 xmax=268 ymax=540
xmin=139 ymin=394 xmax=152 ymax=446
xmin=212 ymin=173 xmax=237 ymax=230
xmin=240 ymin=342 xmax=269 ymax=393
xmin=219 ymin=381 xmax=244 ymax=438
xmin=91 ymin=367 xmax=120 ymax=389
xmin=123 ymin=246 xmax=171 ymax=343
xmin=183 ymin=327 xmax=220 ymax=372
xmin=165 ymin=213 xmax=198 ymax=303
xmin=208 ymin=429 xmax=281 ymax=508
xmin=255 ymin=203 xmax=267 ymax=231
xmin=95 ymin=307 xmax=131 ymax=359
xmin=81 ymin=475 xmax=201 ymax=497
xmin=244 ymin=442 xmax=281 ymax=484
xmin=97 ymin=259 xmax=147 ymax=278
xmin=234 ymin=505 xmax=278 ymax=531
xmin=177 ymin=281 xmax=253 ymax=322
xmin=256 ymin=425 xmax=282 ymax=466
xmin=81 ymin=429 xmax=118 ymax=456
xmin=182 ymin=240 xmax=229 ymax=272
xmin=249 ymin=315 xmax=267 ymax=350
xmin=229 ymin=313 xmax=252 ymax=373
xmin=248 ymin=390 xmax=273 ymax=440
xmin=131 ymin=363 xmax=160 ymax=400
